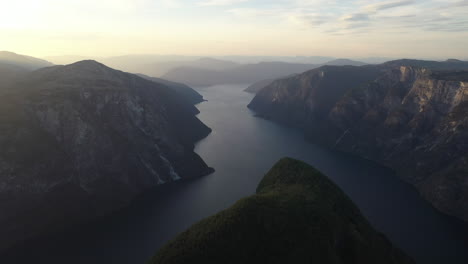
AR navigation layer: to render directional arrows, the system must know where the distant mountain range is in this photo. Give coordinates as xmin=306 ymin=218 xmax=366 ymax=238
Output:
xmin=0 ymin=51 xmax=53 ymax=70
xmin=0 ymin=52 xmax=203 ymax=105
xmin=248 ymin=59 xmax=468 ymax=222
xmin=44 ymin=54 xmax=386 ymax=79
xmin=324 ymin=58 xmax=367 ymax=66
xmin=137 ymin=74 xmax=205 ymax=104
xmin=0 ymin=52 xmax=54 ymax=90
xmin=103 ymin=57 xmax=241 ymax=77
xmin=162 ymin=61 xmax=320 ymax=87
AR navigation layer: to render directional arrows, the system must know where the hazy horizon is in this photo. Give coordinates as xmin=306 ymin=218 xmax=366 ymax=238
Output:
xmin=3 ymin=51 xmax=468 ymax=67
xmin=1 ymin=0 xmax=467 ymax=59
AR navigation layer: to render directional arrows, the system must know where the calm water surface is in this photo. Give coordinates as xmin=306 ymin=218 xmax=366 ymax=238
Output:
xmin=3 ymin=84 xmax=467 ymax=264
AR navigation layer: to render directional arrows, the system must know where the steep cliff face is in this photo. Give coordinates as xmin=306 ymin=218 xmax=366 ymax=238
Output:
xmin=248 ymin=61 xmax=468 ymax=222
xmin=150 ymin=158 xmax=414 ymax=264
xmin=328 ymin=66 xmax=468 ymax=221
xmin=248 ymin=65 xmax=381 ymax=126
xmin=0 ymin=60 xmax=213 ymax=251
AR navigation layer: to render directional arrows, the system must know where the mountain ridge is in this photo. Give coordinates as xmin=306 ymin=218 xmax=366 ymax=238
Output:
xmin=0 ymin=51 xmax=53 ymax=70
xmin=0 ymin=60 xmax=213 ymax=252
xmin=162 ymin=61 xmax=318 ymax=87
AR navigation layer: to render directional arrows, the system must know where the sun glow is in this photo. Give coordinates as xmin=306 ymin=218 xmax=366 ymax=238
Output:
xmin=0 ymin=0 xmax=467 ymax=59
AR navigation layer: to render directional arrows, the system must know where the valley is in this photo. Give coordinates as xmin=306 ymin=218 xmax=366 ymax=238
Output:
xmin=2 ymin=84 xmax=467 ymax=264
xmin=2 ymin=0 xmax=468 ymax=262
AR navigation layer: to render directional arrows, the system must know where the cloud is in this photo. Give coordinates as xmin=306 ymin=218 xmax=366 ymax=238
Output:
xmin=199 ymin=0 xmax=248 ymax=6
xmin=365 ymin=0 xmax=416 ymax=12
xmin=342 ymin=13 xmax=370 ymax=22
xmin=228 ymin=8 xmax=278 ymax=17
xmin=161 ymin=0 xmax=183 ymax=8
xmin=282 ymin=0 xmax=468 ymax=35
xmin=287 ymin=12 xmax=333 ymax=27
xmin=452 ymin=0 xmax=468 ymax=7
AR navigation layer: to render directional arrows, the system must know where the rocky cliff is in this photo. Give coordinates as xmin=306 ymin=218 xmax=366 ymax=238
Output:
xmin=0 ymin=60 xmax=213 ymax=252
xmin=248 ymin=60 xmax=468 ymax=222
xmin=248 ymin=65 xmax=381 ymax=124
xmin=150 ymin=158 xmax=414 ymax=264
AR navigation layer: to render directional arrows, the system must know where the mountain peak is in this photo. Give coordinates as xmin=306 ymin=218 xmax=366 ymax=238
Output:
xmin=67 ymin=60 xmax=108 ymax=69
xmin=446 ymin=59 xmax=463 ymax=63
xmin=27 ymin=59 xmax=127 ymax=85
xmin=58 ymin=59 xmax=120 ymax=76
xmin=0 ymin=51 xmax=18 ymax=56
xmin=150 ymin=158 xmax=414 ymax=264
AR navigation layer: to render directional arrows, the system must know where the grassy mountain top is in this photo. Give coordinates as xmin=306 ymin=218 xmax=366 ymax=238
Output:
xmin=150 ymin=158 xmax=414 ymax=264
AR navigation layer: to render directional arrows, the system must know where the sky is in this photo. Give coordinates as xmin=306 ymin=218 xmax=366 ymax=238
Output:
xmin=1 ymin=0 xmax=468 ymax=59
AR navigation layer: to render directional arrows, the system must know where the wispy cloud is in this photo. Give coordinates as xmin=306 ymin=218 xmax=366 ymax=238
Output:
xmin=228 ymin=0 xmax=468 ymax=35
xmin=364 ymin=0 xmax=416 ymax=12
xmin=448 ymin=0 xmax=468 ymax=7
xmin=342 ymin=13 xmax=370 ymax=22
xmin=161 ymin=0 xmax=183 ymax=8
xmin=199 ymin=0 xmax=249 ymax=6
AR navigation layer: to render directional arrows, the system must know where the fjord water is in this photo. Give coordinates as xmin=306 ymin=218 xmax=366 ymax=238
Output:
xmin=3 ymin=84 xmax=467 ymax=264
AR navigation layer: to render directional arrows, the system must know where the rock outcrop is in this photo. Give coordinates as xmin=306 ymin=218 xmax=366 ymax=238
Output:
xmin=0 ymin=60 xmax=213 ymax=251
xmin=150 ymin=158 xmax=414 ymax=264
xmin=248 ymin=60 xmax=468 ymax=222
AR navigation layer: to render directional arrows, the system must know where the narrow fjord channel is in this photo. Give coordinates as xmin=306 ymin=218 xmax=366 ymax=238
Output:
xmin=2 ymin=84 xmax=467 ymax=264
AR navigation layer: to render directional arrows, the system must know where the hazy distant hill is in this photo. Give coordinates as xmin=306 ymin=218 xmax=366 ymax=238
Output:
xmin=44 ymin=55 xmax=387 ymax=79
xmin=102 ymin=56 xmax=240 ymax=77
xmin=43 ymin=55 xmax=96 ymax=65
xmin=244 ymin=78 xmax=277 ymax=93
xmin=0 ymin=52 xmax=53 ymax=89
xmin=324 ymin=58 xmax=367 ymax=66
xmin=184 ymin=58 xmax=240 ymax=71
xmin=46 ymin=54 xmax=332 ymax=72
xmin=138 ymin=74 xmax=205 ymax=104
xmin=0 ymin=51 xmax=53 ymax=70
xmin=383 ymin=58 xmax=468 ymax=70
xmin=217 ymin=55 xmax=335 ymax=64
xmin=163 ymin=61 xmax=318 ymax=87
